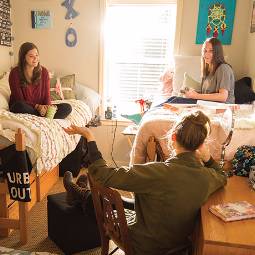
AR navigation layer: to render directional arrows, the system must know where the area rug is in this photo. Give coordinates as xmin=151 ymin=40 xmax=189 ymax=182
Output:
xmin=0 ymin=246 xmax=56 ymax=254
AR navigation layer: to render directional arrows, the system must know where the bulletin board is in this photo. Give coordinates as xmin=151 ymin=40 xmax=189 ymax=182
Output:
xmin=0 ymin=0 xmax=11 ymax=47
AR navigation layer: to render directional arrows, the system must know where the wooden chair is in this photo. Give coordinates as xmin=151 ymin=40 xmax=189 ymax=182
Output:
xmin=88 ymin=174 xmax=192 ymax=255
xmin=88 ymin=173 xmax=133 ymax=255
xmin=0 ymin=128 xmax=28 ymax=244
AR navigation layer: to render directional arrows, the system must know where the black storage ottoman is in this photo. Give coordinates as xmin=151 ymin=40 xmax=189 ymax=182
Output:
xmin=47 ymin=192 xmax=101 ymax=254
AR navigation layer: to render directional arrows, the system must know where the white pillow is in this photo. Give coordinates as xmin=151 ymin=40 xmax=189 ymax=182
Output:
xmin=0 ymin=93 xmax=9 ymax=110
xmin=0 ymin=71 xmax=11 ymax=102
xmin=180 ymin=72 xmax=201 ymax=93
xmin=75 ymin=83 xmax=101 ymax=115
xmin=172 ymin=56 xmax=201 ymax=95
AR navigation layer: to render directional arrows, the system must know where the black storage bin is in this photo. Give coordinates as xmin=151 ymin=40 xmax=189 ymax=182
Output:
xmin=47 ymin=192 xmax=100 ymax=254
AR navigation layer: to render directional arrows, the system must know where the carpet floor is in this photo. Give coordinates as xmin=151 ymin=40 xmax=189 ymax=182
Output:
xmin=0 ymin=176 xmax=124 ymax=255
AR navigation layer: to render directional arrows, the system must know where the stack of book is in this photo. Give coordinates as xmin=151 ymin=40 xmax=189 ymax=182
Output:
xmin=209 ymin=201 xmax=255 ymax=222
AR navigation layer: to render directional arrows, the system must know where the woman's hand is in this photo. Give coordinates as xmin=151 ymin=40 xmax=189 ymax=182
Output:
xmin=184 ymin=89 xmax=199 ymax=99
xmin=35 ymin=104 xmax=49 ymax=117
xmin=63 ymin=125 xmax=96 ymax=142
xmin=196 ymin=143 xmax=211 ymax=163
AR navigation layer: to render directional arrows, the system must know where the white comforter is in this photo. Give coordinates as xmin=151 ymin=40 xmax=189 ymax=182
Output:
xmin=0 ymin=99 xmax=92 ymax=174
xmin=130 ymin=105 xmax=255 ymax=165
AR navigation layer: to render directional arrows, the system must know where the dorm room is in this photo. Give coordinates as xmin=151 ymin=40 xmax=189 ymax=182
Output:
xmin=1 ymin=0 xmax=255 ymax=255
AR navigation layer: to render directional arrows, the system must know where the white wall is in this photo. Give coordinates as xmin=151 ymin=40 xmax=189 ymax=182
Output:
xmin=11 ymin=0 xmax=100 ymax=89
xmin=245 ymin=0 xmax=255 ymax=89
xmin=0 ymin=47 xmax=13 ymax=73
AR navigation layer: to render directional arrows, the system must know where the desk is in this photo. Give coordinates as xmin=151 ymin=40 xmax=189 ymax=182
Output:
xmin=194 ymin=176 xmax=255 ymax=255
xmin=121 ymin=125 xmax=138 ymax=148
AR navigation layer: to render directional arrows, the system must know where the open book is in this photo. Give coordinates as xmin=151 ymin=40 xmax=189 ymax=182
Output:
xmin=209 ymin=201 xmax=255 ymax=222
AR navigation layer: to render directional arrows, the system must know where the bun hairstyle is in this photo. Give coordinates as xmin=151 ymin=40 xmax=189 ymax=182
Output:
xmin=171 ymin=111 xmax=211 ymax=151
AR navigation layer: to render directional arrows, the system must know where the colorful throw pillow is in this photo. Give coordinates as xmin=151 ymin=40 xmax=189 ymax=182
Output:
xmin=50 ymin=77 xmax=64 ymax=101
xmin=179 ymin=72 xmax=201 ymax=96
xmin=60 ymin=74 xmax=76 ymax=99
xmin=232 ymin=145 xmax=255 ymax=177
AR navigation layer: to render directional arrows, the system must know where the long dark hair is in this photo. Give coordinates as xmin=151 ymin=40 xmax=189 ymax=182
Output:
xmin=18 ymin=42 xmax=41 ymax=86
xmin=201 ymin=37 xmax=228 ymax=79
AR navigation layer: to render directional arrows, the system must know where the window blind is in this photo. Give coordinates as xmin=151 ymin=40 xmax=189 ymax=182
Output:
xmin=104 ymin=4 xmax=176 ymax=113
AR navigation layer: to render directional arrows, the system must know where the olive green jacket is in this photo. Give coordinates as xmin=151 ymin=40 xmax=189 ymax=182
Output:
xmin=88 ymin=151 xmax=227 ymax=255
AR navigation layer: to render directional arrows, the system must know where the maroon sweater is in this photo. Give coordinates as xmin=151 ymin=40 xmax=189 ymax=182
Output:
xmin=9 ymin=66 xmax=51 ymax=108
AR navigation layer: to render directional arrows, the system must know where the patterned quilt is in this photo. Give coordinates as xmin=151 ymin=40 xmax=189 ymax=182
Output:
xmin=0 ymin=99 xmax=92 ymax=174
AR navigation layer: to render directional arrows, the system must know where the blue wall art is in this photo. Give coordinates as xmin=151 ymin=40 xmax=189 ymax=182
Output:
xmin=196 ymin=0 xmax=236 ymax=45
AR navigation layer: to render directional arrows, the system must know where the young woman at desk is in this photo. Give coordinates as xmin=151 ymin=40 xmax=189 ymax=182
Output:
xmin=166 ymin=37 xmax=235 ymax=104
xmin=9 ymin=42 xmax=72 ymax=119
xmin=63 ymin=110 xmax=227 ymax=255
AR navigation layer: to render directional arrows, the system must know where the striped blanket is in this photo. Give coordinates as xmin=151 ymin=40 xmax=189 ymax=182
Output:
xmin=0 ymin=99 xmax=92 ymax=174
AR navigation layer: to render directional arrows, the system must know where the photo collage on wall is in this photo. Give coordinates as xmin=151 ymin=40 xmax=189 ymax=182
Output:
xmin=0 ymin=0 xmax=11 ymax=47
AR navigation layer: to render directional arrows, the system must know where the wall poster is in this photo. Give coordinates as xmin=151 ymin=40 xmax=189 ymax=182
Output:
xmin=31 ymin=10 xmax=52 ymax=29
xmin=196 ymin=0 xmax=236 ymax=45
xmin=0 ymin=0 xmax=12 ymax=47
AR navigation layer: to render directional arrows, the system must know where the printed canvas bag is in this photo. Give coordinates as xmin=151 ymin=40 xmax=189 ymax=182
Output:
xmin=0 ymin=144 xmax=32 ymax=202
xmin=232 ymin=145 xmax=255 ymax=177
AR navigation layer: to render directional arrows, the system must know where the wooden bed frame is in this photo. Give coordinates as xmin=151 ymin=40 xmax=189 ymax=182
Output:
xmin=0 ymin=129 xmax=59 ymax=244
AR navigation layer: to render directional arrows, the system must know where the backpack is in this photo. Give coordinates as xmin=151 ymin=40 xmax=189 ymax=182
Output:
xmin=232 ymin=145 xmax=255 ymax=177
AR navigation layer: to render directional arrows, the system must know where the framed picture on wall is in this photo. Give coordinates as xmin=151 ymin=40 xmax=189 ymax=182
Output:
xmin=250 ymin=1 xmax=255 ymax=33
xmin=31 ymin=10 xmax=52 ymax=29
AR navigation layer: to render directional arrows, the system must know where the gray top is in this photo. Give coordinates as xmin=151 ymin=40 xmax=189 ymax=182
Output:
xmin=201 ymin=64 xmax=235 ymax=103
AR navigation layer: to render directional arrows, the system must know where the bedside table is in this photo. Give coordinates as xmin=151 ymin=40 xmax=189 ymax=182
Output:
xmin=121 ymin=125 xmax=138 ymax=148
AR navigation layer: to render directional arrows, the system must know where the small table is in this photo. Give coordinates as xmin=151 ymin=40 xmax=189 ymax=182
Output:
xmin=194 ymin=176 xmax=255 ymax=255
xmin=121 ymin=125 xmax=138 ymax=148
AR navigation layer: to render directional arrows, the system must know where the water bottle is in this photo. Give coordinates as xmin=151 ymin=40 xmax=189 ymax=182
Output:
xmin=112 ymin=105 xmax=117 ymax=119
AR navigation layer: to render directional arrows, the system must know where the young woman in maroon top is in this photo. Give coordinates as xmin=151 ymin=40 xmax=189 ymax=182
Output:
xmin=9 ymin=42 xmax=72 ymax=119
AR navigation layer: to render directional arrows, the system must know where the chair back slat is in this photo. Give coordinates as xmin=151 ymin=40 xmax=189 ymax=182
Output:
xmin=88 ymin=173 xmax=133 ymax=255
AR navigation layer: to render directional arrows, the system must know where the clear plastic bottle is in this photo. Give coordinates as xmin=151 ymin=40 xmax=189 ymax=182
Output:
xmin=112 ymin=105 xmax=117 ymax=119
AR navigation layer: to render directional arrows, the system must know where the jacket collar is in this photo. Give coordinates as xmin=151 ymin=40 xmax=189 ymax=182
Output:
xmin=165 ymin=151 xmax=203 ymax=167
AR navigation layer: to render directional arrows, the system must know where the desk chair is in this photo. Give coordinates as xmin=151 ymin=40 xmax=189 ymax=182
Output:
xmin=88 ymin=174 xmax=192 ymax=255
xmin=88 ymin=173 xmax=133 ymax=255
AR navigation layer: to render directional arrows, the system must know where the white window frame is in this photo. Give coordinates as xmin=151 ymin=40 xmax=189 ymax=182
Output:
xmin=98 ymin=0 xmax=183 ymax=117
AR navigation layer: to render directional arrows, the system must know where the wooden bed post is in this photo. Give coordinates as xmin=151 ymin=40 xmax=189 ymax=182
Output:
xmin=0 ymin=128 xmax=28 ymax=244
xmin=16 ymin=128 xmax=29 ymax=244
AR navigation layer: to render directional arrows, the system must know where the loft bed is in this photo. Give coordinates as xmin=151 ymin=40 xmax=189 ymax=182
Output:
xmin=0 ymin=99 xmax=92 ymax=243
xmin=0 ymin=129 xmax=31 ymax=244
xmin=130 ymin=104 xmax=255 ymax=166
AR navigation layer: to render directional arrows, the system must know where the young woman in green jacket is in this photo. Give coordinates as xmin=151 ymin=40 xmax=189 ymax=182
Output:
xmin=63 ymin=110 xmax=227 ymax=255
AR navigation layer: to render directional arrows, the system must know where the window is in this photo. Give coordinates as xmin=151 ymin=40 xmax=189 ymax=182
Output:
xmin=101 ymin=2 xmax=177 ymax=114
